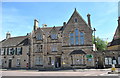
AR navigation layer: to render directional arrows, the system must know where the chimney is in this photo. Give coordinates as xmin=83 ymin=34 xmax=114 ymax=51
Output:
xmin=118 ymin=17 xmax=120 ymax=26
xmin=6 ymin=32 xmax=11 ymax=39
xmin=87 ymin=13 xmax=91 ymax=28
xmin=42 ymin=24 xmax=47 ymax=28
xmin=63 ymin=22 xmax=66 ymax=26
xmin=34 ymin=19 xmax=39 ymax=31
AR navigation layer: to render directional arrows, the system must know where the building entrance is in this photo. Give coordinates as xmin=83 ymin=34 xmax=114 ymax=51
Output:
xmin=55 ymin=57 xmax=61 ymax=68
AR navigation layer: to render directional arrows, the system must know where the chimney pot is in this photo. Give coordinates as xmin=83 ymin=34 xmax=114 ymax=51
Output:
xmin=63 ymin=22 xmax=66 ymax=26
xmin=34 ymin=19 xmax=39 ymax=31
xmin=6 ymin=32 xmax=11 ymax=39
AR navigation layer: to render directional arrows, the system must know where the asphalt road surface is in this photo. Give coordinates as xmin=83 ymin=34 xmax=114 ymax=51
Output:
xmin=1 ymin=68 xmax=120 ymax=76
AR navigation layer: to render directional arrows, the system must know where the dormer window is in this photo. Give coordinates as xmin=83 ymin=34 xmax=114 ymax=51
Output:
xmin=74 ymin=18 xmax=78 ymax=23
xmin=36 ymin=34 xmax=42 ymax=40
xmin=51 ymin=34 xmax=57 ymax=40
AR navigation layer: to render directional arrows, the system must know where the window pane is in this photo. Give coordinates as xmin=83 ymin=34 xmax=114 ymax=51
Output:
xmin=75 ymin=18 xmax=78 ymax=22
xmin=70 ymin=33 xmax=74 ymax=36
xmin=51 ymin=45 xmax=57 ymax=52
xmin=108 ymin=57 xmax=112 ymax=65
xmin=80 ymin=37 xmax=84 ymax=45
xmin=51 ymin=34 xmax=57 ymax=39
xmin=80 ymin=32 xmax=84 ymax=36
xmin=37 ymin=34 xmax=42 ymax=40
xmin=80 ymin=32 xmax=84 ymax=45
xmin=105 ymin=58 xmax=108 ymax=65
xmin=16 ymin=59 xmax=20 ymax=66
xmin=70 ymin=36 xmax=74 ymax=45
xmin=70 ymin=33 xmax=74 ymax=45
xmin=118 ymin=57 xmax=120 ymax=64
xmin=75 ymin=29 xmax=79 ymax=36
xmin=75 ymin=36 xmax=79 ymax=45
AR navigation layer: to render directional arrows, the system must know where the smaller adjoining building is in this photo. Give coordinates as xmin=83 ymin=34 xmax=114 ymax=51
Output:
xmin=0 ymin=33 xmax=31 ymax=69
xmin=94 ymin=17 xmax=120 ymax=69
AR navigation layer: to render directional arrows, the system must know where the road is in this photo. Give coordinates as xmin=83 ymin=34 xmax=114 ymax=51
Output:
xmin=1 ymin=68 xmax=120 ymax=76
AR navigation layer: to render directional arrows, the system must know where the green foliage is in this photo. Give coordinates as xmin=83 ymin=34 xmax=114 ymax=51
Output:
xmin=92 ymin=36 xmax=108 ymax=51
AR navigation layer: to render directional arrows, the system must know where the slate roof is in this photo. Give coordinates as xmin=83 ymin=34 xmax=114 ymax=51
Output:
xmin=35 ymin=26 xmax=63 ymax=36
xmin=41 ymin=26 xmax=62 ymax=33
xmin=0 ymin=36 xmax=29 ymax=47
xmin=108 ymin=38 xmax=120 ymax=46
xmin=70 ymin=50 xmax=86 ymax=55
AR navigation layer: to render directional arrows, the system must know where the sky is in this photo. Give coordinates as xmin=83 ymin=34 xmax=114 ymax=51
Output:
xmin=2 ymin=2 xmax=119 ymax=42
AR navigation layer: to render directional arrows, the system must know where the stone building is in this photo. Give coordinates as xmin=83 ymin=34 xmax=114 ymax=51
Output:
xmin=0 ymin=9 xmax=95 ymax=69
xmin=0 ymin=32 xmax=30 ymax=69
xmin=30 ymin=9 xmax=95 ymax=69
xmin=94 ymin=17 xmax=120 ymax=68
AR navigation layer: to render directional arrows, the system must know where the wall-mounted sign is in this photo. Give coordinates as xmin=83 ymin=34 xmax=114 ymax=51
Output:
xmin=86 ymin=54 xmax=93 ymax=58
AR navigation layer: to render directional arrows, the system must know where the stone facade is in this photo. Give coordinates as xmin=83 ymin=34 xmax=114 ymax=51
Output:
xmin=0 ymin=9 xmax=95 ymax=69
xmin=30 ymin=9 xmax=95 ymax=69
xmin=0 ymin=35 xmax=30 ymax=69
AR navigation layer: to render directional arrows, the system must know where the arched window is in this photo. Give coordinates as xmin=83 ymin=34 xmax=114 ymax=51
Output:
xmin=74 ymin=18 xmax=78 ymax=23
xmin=75 ymin=29 xmax=79 ymax=45
xmin=70 ymin=33 xmax=74 ymax=45
xmin=80 ymin=32 xmax=84 ymax=45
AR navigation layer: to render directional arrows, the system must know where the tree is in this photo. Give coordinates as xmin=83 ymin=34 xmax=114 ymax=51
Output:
xmin=92 ymin=36 xmax=108 ymax=51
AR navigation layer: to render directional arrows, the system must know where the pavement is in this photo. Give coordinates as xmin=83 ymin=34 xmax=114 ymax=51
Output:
xmin=0 ymin=68 xmax=120 ymax=76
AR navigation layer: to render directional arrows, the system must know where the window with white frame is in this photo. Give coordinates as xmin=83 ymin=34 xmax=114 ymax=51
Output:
xmin=17 ymin=47 xmax=22 ymax=55
xmin=51 ymin=45 xmax=57 ymax=52
xmin=9 ymin=48 xmax=14 ymax=55
xmin=105 ymin=57 xmax=112 ymax=65
xmin=16 ymin=58 xmax=20 ymax=67
xmin=1 ymin=48 xmax=4 ymax=55
xmin=118 ymin=56 xmax=120 ymax=64
xmin=35 ymin=57 xmax=43 ymax=65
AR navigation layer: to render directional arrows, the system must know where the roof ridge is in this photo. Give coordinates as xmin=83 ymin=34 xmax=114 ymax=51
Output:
xmin=8 ymin=35 xmax=27 ymax=39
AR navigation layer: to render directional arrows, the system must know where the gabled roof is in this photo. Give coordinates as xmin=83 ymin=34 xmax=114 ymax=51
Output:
xmin=63 ymin=9 xmax=91 ymax=31
xmin=1 ymin=36 xmax=29 ymax=47
xmin=108 ymin=38 xmax=120 ymax=46
xmin=108 ymin=17 xmax=120 ymax=47
xmin=35 ymin=26 xmax=62 ymax=36
xmin=113 ymin=25 xmax=120 ymax=40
